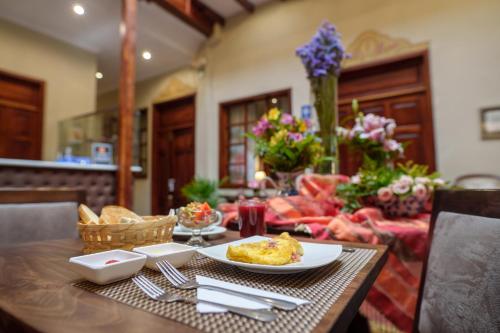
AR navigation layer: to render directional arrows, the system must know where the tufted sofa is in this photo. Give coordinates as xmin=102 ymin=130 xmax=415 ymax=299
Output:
xmin=0 ymin=166 xmax=116 ymax=213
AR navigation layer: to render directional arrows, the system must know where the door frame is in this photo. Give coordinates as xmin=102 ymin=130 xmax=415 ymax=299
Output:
xmin=338 ymin=49 xmax=436 ymax=171
xmin=151 ymin=94 xmax=196 ymax=215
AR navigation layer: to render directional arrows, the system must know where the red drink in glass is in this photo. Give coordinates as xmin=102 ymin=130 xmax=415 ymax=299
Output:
xmin=238 ymin=199 xmax=266 ymax=237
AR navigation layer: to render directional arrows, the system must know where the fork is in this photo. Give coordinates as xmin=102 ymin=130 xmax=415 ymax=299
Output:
xmin=156 ymin=260 xmax=297 ymax=311
xmin=132 ymin=275 xmax=276 ymax=322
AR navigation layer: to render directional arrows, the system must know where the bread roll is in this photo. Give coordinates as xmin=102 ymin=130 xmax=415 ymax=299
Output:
xmin=78 ymin=204 xmax=99 ymax=224
xmin=99 ymin=205 xmax=143 ymax=224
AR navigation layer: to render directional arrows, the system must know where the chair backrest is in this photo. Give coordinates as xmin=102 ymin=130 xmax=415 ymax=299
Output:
xmin=454 ymin=173 xmax=500 ymax=189
xmin=414 ymin=189 xmax=500 ymax=333
xmin=0 ymin=187 xmax=86 ymax=245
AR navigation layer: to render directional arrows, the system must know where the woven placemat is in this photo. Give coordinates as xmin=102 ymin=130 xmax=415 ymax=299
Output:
xmin=75 ymin=248 xmax=376 ymax=333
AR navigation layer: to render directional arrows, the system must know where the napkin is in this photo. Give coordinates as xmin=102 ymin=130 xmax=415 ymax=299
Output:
xmin=195 ymin=275 xmax=309 ymax=313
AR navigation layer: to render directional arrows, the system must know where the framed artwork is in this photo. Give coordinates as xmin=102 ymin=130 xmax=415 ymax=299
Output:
xmin=481 ymin=106 xmax=500 ymax=140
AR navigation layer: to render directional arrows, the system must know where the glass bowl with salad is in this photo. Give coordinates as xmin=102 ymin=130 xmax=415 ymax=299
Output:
xmin=177 ymin=202 xmax=222 ymax=247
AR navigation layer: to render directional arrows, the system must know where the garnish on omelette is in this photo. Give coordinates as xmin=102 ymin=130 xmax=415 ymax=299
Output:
xmin=226 ymin=233 xmax=304 ymax=265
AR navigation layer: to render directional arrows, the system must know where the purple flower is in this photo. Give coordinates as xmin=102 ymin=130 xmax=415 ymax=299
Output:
xmin=280 ymin=113 xmax=294 ymax=125
xmin=288 ymin=132 xmax=303 ymax=142
xmin=252 ymin=118 xmax=271 ymax=136
xmin=296 ymin=21 xmax=349 ymax=78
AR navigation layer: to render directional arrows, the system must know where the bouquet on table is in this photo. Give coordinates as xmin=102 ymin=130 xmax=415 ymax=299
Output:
xmin=249 ymin=108 xmax=324 ymax=173
xmin=337 ymin=162 xmax=446 ymax=216
xmin=337 ymin=100 xmax=404 ymax=168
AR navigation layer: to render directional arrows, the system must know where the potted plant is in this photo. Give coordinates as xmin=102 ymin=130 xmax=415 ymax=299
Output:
xmin=248 ymin=108 xmax=323 ymax=194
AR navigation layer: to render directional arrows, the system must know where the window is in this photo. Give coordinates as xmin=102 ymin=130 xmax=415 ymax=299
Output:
xmin=219 ymin=89 xmax=291 ymax=187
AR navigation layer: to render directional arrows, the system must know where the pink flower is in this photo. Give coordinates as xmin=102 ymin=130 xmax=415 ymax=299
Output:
xmin=433 ymin=178 xmax=446 ymax=186
xmin=385 ymin=120 xmax=396 ymax=136
xmin=412 ymin=183 xmax=428 ymax=199
xmin=415 ymin=177 xmax=430 ymax=185
xmin=383 ymin=139 xmax=402 ymax=152
xmin=351 ymin=175 xmax=361 ymax=184
xmin=280 ymin=113 xmax=294 ymax=125
xmin=252 ymin=118 xmax=271 ymax=136
xmin=288 ymin=132 xmax=303 ymax=142
xmin=377 ymin=187 xmax=393 ymax=202
xmin=392 ymin=181 xmax=410 ymax=195
xmin=369 ymin=128 xmax=385 ymax=142
xmin=363 ymin=114 xmax=384 ymax=131
xmin=399 ymin=175 xmax=414 ymax=186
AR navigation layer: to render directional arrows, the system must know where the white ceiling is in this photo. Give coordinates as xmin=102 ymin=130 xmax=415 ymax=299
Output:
xmin=0 ymin=0 xmax=272 ymax=94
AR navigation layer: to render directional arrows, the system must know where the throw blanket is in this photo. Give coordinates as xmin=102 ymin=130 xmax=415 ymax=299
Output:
xmin=220 ymin=174 xmax=429 ymax=333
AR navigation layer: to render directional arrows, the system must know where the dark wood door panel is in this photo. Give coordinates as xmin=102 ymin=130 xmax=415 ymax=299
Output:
xmin=0 ymin=69 xmax=43 ymax=160
xmin=152 ymin=96 xmax=195 ymax=215
xmin=338 ymin=51 xmax=435 ymax=175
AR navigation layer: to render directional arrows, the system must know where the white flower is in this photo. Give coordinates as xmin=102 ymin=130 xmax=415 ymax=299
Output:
xmin=399 ymin=175 xmax=414 ymax=186
xmin=377 ymin=187 xmax=393 ymax=202
xmin=392 ymin=181 xmax=410 ymax=195
xmin=412 ymin=183 xmax=428 ymax=199
xmin=415 ymin=177 xmax=430 ymax=185
xmin=433 ymin=178 xmax=446 ymax=186
xmin=351 ymin=175 xmax=361 ymax=184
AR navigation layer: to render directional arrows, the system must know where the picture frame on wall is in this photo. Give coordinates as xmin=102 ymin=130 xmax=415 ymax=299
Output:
xmin=480 ymin=106 xmax=500 ymax=140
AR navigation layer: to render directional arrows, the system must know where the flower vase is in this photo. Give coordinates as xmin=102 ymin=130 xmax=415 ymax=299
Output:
xmin=312 ymin=74 xmax=339 ymax=174
xmin=274 ymin=171 xmax=303 ymax=196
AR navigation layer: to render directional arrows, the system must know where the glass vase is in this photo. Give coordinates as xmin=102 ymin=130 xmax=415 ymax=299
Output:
xmin=274 ymin=170 xmax=303 ymax=196
xmin=312 ymin=74 xmax=339 ymax=174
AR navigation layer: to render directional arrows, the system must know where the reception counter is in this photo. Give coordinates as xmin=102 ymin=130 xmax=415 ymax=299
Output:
xmin=0 ymin=158 xmax=142 ymax=213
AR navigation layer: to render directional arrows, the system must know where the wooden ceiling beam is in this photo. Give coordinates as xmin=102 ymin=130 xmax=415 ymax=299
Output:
xmin=234 ymin=0 xmax=255 ymax=13
xmin=146 ymin=0 xmax=224 ymax=36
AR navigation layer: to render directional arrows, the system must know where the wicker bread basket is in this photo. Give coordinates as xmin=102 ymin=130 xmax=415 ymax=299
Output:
xmin=77 ymin=215 xmax=177 ymax=254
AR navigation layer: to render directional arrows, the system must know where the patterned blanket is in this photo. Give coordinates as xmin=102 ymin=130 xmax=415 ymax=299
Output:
xmin=219 ymin=174 xmax=429 ymax=333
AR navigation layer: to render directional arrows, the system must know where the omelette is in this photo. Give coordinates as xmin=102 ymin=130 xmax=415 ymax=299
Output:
xmin=226 ymin=233 xmax=304 ymax=265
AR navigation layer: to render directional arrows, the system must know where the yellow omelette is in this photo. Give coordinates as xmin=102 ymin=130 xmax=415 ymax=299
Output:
xmin=226 ymin=232 xmax=304 ymax=266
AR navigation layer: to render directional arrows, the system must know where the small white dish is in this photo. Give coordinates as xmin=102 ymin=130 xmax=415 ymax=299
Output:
xmin=173 ymin=225 xmax=227 ymax=237
xmin=133 ymin=242 xmax=196 ymax=270
xmin=68 ymin=250 xmax=146 ymax=285
xmin=197 ymin=236 xmax=342 ymax=274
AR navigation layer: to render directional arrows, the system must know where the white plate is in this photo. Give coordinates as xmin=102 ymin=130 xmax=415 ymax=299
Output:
xmin=133 ymin=243 xmax=196 ymax=270
xmin=173 ymin=225 xmax=227 ymax=237
xmin=197 ymin=236 xmax=342 ymax=274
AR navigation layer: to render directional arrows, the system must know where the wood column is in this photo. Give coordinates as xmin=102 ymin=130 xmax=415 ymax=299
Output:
xmin=117 ymin=0 xmax=137 ymax=208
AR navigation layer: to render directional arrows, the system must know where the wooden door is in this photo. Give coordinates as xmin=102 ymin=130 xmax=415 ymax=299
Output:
xmin=0 ymin=70 xmax=44 ymax=160
xmin=338 ymin=51 xmax=435 ymax=175
xmin=152 ymin=96 xmax=195 ymax=215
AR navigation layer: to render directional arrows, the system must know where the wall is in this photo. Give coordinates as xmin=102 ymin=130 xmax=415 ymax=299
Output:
xmin=0 ymin=19 xmax=97 ymax=160
xmin=198 ymin=0 xmax=500 ymax=182
xmin=97 ymin=68 xmax=199 ymax=214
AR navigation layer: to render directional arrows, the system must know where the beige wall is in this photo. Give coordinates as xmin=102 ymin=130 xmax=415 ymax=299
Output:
xmin=0 ymin=19 xmax=97 ymax=160
xmin=101 ymin=0 xmax=500 ymax=214
xmin=97 ymin=69 xmax=199 ymax=214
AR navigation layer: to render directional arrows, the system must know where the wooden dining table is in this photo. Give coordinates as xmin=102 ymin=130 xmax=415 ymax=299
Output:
xmin=0 ymin=231 xmax=387 ymax=333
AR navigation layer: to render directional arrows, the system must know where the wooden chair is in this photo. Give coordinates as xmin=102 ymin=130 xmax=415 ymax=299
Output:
xmin=454 ymin=173 xmax=500 ymax=189
xmin=414 ymin=189 xmax=500 ymax=333
xmin=0 ymin=187 xmax=86 ymax=245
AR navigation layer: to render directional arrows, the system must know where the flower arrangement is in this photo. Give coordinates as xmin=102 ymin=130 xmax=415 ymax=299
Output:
xmin=337 ymin=100 xmax=404 ymax=168
xmin=296 ymin=21 xmax=349 ymax=173
xmin=248 ymin=108 xmax=323 ymax=173
xmin=337 ymin=161 xmax=446 ymax=215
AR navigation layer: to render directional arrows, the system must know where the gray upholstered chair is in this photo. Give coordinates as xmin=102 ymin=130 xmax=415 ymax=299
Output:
xmin=0 ymin=188 xmax=85 ymax=245
xmin=414 ymin=190 xmax=500 ymax=333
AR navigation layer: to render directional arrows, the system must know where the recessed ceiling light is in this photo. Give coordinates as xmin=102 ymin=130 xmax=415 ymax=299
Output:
xmin=73 ymin=4 xmax=85 ymax=15
xmin=95 ymin=72 xmax=103 ymax=79
xmin=142 ymin=50 xmax=152 ymax=60
xmin=271 ymin=98 xmax=278 ymax=104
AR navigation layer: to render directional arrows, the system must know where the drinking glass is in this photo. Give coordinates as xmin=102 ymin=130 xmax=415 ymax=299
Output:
xmin=238 ymin=198 xmax=266 ymax=237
